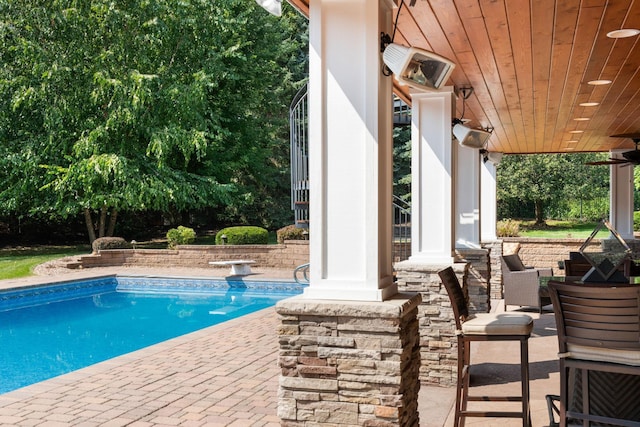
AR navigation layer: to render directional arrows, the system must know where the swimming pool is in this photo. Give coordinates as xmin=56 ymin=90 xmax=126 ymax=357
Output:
xmin=0 ymin=275 xmax=304 ymax=394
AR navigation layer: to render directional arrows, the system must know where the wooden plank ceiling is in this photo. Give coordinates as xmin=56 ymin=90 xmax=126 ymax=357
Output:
xmin=285 ymin=0 xmax=640 ymax=155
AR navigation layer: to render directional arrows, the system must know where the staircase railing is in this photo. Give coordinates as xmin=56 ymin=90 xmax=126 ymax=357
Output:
xmin=289 ymin=85 xmax=412 ymax=263
xmin=393 ymin=195 xmax=411 ymax=262
xmin=290 ymin=83 xmax=309 ymax=228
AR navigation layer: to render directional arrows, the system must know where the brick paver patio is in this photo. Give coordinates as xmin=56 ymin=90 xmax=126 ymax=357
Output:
xmin=0 ymin=267 xmax=560 ymax=426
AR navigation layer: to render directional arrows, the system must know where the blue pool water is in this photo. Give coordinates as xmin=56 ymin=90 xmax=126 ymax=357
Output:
xmin=0 ymin=276 xmax=304 ymax=394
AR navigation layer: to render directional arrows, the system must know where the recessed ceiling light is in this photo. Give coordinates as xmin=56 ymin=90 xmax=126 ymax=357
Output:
xmin=579 ymin=102 xmax=599 ymax=107
xmin=588 ymin=79 xmax=612 ymax=85
xmin=607 ymin=29 xmax=640 ymax=38
xmin=569 ymin=130 xmax=584 ymax=134
xmin=573 ymin=117 xmax=590 ymax=121
xmin=566 ymin=140 xmax=579 ymax=143
xmin=564 ymin=147 xmax=576 ymax=151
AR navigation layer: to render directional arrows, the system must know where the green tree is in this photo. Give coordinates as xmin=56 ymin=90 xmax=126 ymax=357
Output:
xmin=497 ymin=153 xmax=609 ymax=224
xmin=393 ymin=125 xmax=411 ymax=202
xmin=0 ymin=0 xmax=306 ymax=242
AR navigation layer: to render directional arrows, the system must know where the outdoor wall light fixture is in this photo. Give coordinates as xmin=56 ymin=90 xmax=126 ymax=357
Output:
xmin=379 ymin=0 xmax=455 ymax=92
xmin=255 ymin=0 xmax=281 ymax=16
xmin=382 ymin=42 xmax=456 ymax=92
xmin=452 ymin=118 xmax=492 ymax=149
xmin=480 ymin=149 xmax=503 ymax=164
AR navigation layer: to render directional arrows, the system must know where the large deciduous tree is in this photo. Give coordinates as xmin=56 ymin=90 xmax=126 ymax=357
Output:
xmin=0 ymin=0 xmax=306 ymax=242
xmin=497 ymin=153 xmax=609 ymax=224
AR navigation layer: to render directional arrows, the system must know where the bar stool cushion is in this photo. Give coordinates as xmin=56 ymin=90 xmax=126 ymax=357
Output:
xmin=564 ymin=344 xmax=640 ymax=366
xmin=462 ymin=313 xmax=534 ymax=336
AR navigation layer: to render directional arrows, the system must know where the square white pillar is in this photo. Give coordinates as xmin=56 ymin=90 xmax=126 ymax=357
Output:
xmin=304 ymin=0 xmax=397 ymax=301
xmin=406 ymin=88 xmax=456 ymax=264
xmin=610 ymin=149 xmax=635 ymax=240
xmin=480 ymin=158 xmax=499 ymax=242
xmin=455 ymin=144 xmax=480 ymax=249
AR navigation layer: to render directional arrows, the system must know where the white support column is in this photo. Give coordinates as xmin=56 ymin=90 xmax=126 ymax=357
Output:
xmin=610 ymin=149 xmax=635 ymax=240
xmin=406 ymin=88 xmax=456 ymax=264
xmin=455 ymin=144 xmax=480 ymax=249
xmin=304 ymin=0 xmax=396 ymax=301
xmin=480 ymin=157 xmax=500 ymax=242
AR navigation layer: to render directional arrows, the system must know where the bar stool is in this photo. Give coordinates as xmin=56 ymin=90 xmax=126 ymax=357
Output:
xmin=438 ymin=267 xmax=533 ymax=427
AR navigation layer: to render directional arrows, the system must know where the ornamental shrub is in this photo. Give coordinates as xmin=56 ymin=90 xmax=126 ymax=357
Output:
xmin=92 ymin=237 xmax=129 ymax=253
xmin=166 ymin=226 xmax=196 ymax=249
xmin=496 ymin=219 xmax=520 ymax=237
xmin=215 ymin=226 xmax=268 ymax=245
xmin=276 ymin=224 xmax=308 ymax=243
xmin=634 ymin=211 xmax=640 ymax=231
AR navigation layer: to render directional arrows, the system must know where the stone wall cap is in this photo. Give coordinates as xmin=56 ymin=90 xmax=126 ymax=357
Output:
xmin=276 ymin=292 xmax=422 ymax=318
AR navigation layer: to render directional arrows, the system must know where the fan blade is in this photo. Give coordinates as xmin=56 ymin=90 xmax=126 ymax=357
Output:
xmin=585 ymin=158 xmax=630 ymax=165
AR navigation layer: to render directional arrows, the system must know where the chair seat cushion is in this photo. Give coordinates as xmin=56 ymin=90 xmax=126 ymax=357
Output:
xmin=462 ymin=313 xmax=533 ymax=336
xmin=565 ymin=344 xmax=640 ymax=366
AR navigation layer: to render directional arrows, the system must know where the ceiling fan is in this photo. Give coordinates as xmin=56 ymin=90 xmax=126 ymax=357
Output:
xmin=585 ymin=133 xmax=640 ymax=166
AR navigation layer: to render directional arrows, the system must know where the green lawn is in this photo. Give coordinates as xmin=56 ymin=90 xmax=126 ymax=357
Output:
xmin=517 ymin=220 xmax=610 ymax=239
xmin=0 ymin=230 xmax=279 ymax=281
xmin=0 ymin=247 xmax=88 ymax=280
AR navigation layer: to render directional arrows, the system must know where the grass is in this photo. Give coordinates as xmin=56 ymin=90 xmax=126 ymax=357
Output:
xmin=517 ymin=220 xmax=610 ymax=239
xmin=0 ymin=230 xmax=280 ymax=281
xmin=0 ymin=246 xmax=89 ymax=280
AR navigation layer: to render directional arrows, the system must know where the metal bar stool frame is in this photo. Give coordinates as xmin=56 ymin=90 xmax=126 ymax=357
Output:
xmin=439 ymin=267 xmax=533 ymax=427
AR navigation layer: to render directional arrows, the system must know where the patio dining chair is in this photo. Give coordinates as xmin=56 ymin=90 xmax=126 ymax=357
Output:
xmin=547 ymin=281 xmax=640 ymax=427
xmin=438 ymin=267 xmax=533 ymax=427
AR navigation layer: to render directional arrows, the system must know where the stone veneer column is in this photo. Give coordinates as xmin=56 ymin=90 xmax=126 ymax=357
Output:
xmin=276 ymin=293 xmax=421 ymax=426
xmin=394 ymin=263 xmax=470 ymax=386
xmin=455 ymin=249 xmax=491 ymax=313
xmin=484 ymin=240 xmax=504 ymax=300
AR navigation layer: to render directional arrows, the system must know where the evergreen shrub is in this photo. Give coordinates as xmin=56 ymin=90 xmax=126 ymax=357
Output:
xmin=166 ymin=226 xmax=196 ymax=249
xmin=215 ymin=226 xmax=268 ymax=245
xmin=92 ymin=237 xmax=129 ymax=253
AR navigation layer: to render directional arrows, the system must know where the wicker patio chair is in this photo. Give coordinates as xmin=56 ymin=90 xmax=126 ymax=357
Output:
xmin=548 ymin=281 xmax=640 ymax=427
xmin=438 ymin=267 xmax=533 ymax=427
xmin=501 ymin=254 xmax=553 ymax=312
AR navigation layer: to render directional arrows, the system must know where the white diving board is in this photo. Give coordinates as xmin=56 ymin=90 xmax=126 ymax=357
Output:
xmin=209 ymin=260 xmax=255 ymax=276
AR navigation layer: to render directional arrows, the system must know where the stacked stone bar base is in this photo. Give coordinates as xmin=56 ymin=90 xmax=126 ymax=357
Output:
xmin=276 ymin=293 xmax=422 ymax=426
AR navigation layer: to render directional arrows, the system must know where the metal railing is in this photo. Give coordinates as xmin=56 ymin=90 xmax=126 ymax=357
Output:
xmin=290 ymin=83 xmax=309 ymax=229
xmin=393 ymin=195 xmax=411 ymax=262
xmin=294 ymin=263 xmax=310 ymax=284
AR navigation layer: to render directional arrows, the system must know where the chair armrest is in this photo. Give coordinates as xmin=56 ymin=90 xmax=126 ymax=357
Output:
xmin=505 ymin=269 xmax=541 ymax=285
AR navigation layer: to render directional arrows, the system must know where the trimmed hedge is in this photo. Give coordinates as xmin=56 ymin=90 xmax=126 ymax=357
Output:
xmin=215 ymin=226 xmax=268 ymax=245
xmin=92 ymin=237 xmax=129 ymax=253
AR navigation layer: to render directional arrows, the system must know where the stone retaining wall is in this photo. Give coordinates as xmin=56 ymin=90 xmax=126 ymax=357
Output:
xmin=74 ymin=240 xmax=310 ymax=270
xmin=503 ymin=238 xmax=586 ymax=272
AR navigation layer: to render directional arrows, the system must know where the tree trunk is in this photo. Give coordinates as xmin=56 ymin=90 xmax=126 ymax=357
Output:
xmin=84 ymin=208 xmax=96 ymax=244
xmin=107 ymin=208 xmax=118 ymax=237
xmin=534 ymin=200 xmax=545 ymax=225
xmin=98 ymin=204 xmax=107 ymax=238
